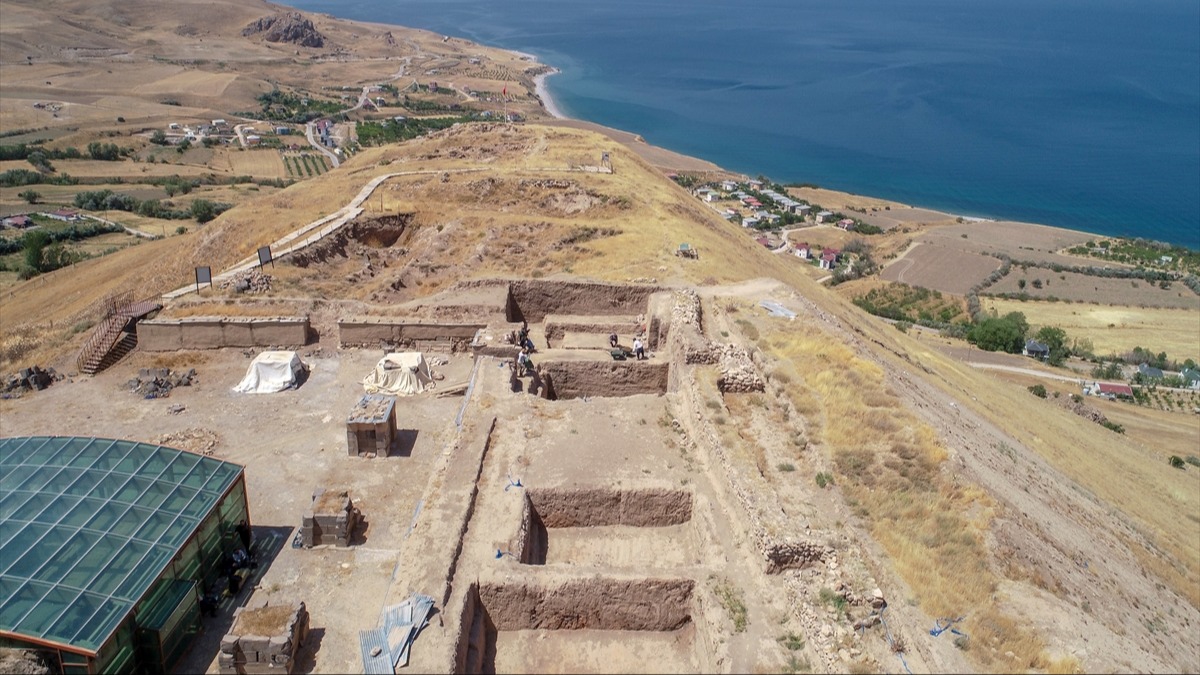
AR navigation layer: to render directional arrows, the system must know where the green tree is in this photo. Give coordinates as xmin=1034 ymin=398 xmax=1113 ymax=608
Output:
xmin=1035 ymin=326 xmax=1070 ymax=366
xmin=23 ymin=229 xmax=50 ymax=272
xmin=17 ymin=189 xmax=40 ymax=204
xmin=150 ymin=129 xmax=167 ymax=145
xmin=967 ymin=314 xmax=1026 ymax=353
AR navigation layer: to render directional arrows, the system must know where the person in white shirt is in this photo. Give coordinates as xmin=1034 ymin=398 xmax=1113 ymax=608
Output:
xmin=633 ymin=337 xmax=645 ymax=360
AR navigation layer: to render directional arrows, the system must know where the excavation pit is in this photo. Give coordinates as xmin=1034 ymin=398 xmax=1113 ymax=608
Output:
xmin=514 ymin=488 xmax=694 ymax=566
xmin=456 ymin=578 xmax=699 ymax=674
xmin=536 ymin=359 xmax=669 ymax=400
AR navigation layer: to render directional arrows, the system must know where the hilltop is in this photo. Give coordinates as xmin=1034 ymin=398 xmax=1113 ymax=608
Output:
xmin=0 ymin=2 xmax=1198 ymax=674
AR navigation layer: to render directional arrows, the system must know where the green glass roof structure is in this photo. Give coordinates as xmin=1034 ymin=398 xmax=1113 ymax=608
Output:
xmin=0 ymin=436 xmax=242 ymax=654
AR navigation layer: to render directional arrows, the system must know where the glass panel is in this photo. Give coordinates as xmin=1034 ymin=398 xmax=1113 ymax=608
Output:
xmin=44 ymin=437 xmax=94 ymax=467
xmin=91 ymin=540 xmax=148 ymax=597
xmin=0 ymin=437 xmax=39 ymax=467
xmin=74 ymin=596 xmax=128 ymax=649
xmin=19 ymin=585 xmax=77 ymax=636
xmin=138 ymin=449 xmax=172 ymax=478
xmin=132 ymin=482 xmax=172 ymax=512
xmin=64 ymin=438 xmax=108 ymax=469
xmin=89 ymin=440 xmax=132 ymax=472
xmin=0 ymin=524 xmax=45 ymax=576
xmin=0 ymin=464 xmax=37 ymax=492
xmin=0 ymin=579 xmax=52 ymax=627
xmin=63 ymin=536 xmax=121 ymax=591
xmin=38 ymin=530 xmax=99 ymax=585
xmin=5 ymin=527 xmax=68 ymax=580
xmin=134 ymin=511 xmax=176 ymax=545
xmin=113 ymin=545 xmax=173 ymax=600
xmin=160 ymin=452 xmax=199 ymax=485
xmin=44 ymin=590 xmax=105 ymax=645
xmin=58 ymin=497 xmax=98 ymax=528
xmin=160 ymin=516 xmax=195 ymax=550
xmin=156 ymin=485 xmax=198 ymax=516
xmin=110 ymin=505 xmax=152 ymax=539
xmin=113 ymin=445 xmax=147 ymax=475
xmin=12 ymin=492 xmax=56 ymax=522
xmin=112 ymin=476 xmax=152 ymax=505
xmin=80 ymin=472 xmax=131 ymax=501
xmin=0 ymin=576 xmax=29 ymax=607
xmin=84 ymin=501 xmax=131 ymax=534
xmin=17 ymin=464 xmax=62 ymax=492
xmin=40 ymin=467 xmax=84 ymax=495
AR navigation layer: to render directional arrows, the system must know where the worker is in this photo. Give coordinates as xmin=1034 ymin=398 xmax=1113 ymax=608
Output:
xmin=633 ymin=337 xmax=645 ymax=360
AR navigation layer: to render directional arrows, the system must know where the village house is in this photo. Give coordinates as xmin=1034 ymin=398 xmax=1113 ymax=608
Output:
xmin=793 ymin=204 xmax=811 ymax=216
xmin=1022 ymin=339 xmax=1050 ymax=360
xmin=245 ymin=135 xmax=262 ymax=146
xmin=741 ymin=217 xmax=760 ymax=228
xmin=1137 ymin=363 xmax=1164 ymax=380
xmin=819 ymin=249 xmax=839 ymax=269
xmin=837 ymin=218 xmax=856 ymax=231
xmin=816 ymin=211 xmax=834 ymax=223
xmin=211 ymin=118 xmax=227 ymax=127
xmin=793 ymin=242 xmax=811 ymax=259
xmin=1179 ymin=367 xmax=1200 ymax=390
xmin=2 ymin=215 xmax=33 ymax=229
xmin=45 ymin=209 xmax=80 ymax=222
xmin=1086 ymin=382 xmax=1135 ymax=400
xmin=721 ymin=180 xmax=738 ymax=192
xmin=747 ymin=179 xmax=764 ymax=190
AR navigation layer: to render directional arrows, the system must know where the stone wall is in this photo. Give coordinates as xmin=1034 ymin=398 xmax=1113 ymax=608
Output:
xmin=477 ymin=578 xmax=694 ymax=631
xmin=301 ymin=491 xmax=359 ymax=547
xmin=139 ymin=317 xmax=309 ymax=351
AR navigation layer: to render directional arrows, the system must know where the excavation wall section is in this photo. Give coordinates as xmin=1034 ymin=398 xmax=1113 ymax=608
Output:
xmin=478 ymin=578 xmax=694 ymax=632
xmin=138 ymin=317 xmax=310 ymax=350
xmin=539 ymin=360 xmax=669 ymax=400
xmin=337 ymin=318 xmax=484 ymax=352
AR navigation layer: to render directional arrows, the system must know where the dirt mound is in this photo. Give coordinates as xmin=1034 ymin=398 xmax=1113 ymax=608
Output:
xmin=242 ymin=12 xmax=325 ymax=48
xmin=154 ymin=427 xmax=222 ymax=456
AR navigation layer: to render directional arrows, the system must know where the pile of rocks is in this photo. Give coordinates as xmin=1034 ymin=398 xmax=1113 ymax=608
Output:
xmin=128 ymin=367 xmax=196 ymax=399
xmin=222 ymin=269 xmax=273 ymax=294
xmin=3 ymin=366 xmax=63 ymax=396
xmin=764 ymin=539 xmax=830 ymax=574
xmin=716 ymin=344 xmax=765 ymax=393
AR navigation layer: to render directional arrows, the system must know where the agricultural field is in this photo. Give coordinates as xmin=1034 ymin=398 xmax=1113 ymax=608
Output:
xmin=983 ymin=297 xmax=1200 ymax=361
xmin=918 ymin=220 xmax=1097 ymax=267
xmin=223 ymin=149 xmax=288 ymax=179
xmin=987 ymin=267 xmax=1199 ymax=309
xmin=879 ymin=242 xmax=1002 ymax=295
xmin=283 ymin=153 xmax=328 ymax=178
xmin=850 ymin=281 xmax=969 ymax=325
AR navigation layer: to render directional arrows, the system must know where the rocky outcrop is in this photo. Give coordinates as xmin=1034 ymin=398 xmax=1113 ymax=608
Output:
xmin=243 ymin=12 xmax=325 ymax=48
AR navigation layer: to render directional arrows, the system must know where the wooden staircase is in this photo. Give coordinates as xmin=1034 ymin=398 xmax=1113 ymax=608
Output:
xmin=76 ymin=293 xmax=162 ymax=375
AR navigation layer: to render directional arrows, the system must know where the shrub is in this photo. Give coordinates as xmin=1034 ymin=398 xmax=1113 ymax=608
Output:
xmin=1028 ymin=384 xmax=1047 ymax=398
xmin=1101 ymin=420 xmax=1125 ymax=434
xmin=815 ymin=471 xmax=834 ymax=488
xmin=1168 ymin=455 xmax=1185 ymax=469
xmin=777 ymin=462 xmax=796 ymax=473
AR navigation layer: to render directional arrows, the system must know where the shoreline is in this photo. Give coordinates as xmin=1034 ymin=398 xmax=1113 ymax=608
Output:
xmin=532 ymin=68 xmax=567 ymax=120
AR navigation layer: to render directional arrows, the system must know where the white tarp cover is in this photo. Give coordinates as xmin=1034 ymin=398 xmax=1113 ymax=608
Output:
xmin=362 ymin=352 xmax=432 ymax=396
xmin=233 ymin=351 xmax=305 ymax=394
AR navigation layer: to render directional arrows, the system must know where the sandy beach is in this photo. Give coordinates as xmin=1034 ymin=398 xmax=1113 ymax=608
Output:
xmin=533 ymin=68 xmax=567 ymax=119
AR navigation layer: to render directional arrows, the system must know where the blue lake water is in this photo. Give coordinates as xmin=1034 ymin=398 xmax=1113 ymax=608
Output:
xmin=284 ymin=0 xmax=1200 ymax=248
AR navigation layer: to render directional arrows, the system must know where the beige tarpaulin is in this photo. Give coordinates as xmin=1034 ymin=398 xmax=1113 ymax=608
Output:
xmin=362 ymin=352 xmax=433 ymax=396
xmin=233 ymin=351 xmax=306 ymax=394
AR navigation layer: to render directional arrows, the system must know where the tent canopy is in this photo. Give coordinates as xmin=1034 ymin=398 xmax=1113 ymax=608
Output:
xmin=233 ymin=351 xmax=306 ymax=394
xmin=363 ymin=352 xmax=432 ymax=396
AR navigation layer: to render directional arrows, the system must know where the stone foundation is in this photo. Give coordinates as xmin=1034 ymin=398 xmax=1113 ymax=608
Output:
xmin=219 ymin=602 xmax=309 ymax=675
xmin=301 ymin=490 xmax=360 ymax=547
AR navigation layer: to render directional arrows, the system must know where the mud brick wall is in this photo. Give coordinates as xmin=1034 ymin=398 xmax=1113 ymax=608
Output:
xmin=507 ymin=280 xmax=662 ymax=323
xmin=542 ymin=315 xmax=641 ymax=343
xmin=139 ymin=317 xmax=309 ymax=350
xmin=219 ymin=602 xmax=309 ymax=675
xmin=477 ymin=578 xmax=694 ymax=631
xmin=538 ymin=360 xmax=669 ymax=400
xmin=337 ymin=318 xmax=484 ymax=351
xmin=526 ymin=488 xmax=693 ymax=528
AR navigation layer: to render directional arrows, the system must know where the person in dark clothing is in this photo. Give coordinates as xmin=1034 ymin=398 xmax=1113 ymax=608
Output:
xmin=235 ymin=520 xmax=251 ymax=552
xmin=609 ymin=333 xmax=619 ymax=348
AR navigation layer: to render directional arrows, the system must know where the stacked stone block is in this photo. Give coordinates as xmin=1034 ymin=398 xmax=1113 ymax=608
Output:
xmin=218 ymin=602 xmax=310 ymax=675
xmin=301 ymin=490 xmax=360 ymax=547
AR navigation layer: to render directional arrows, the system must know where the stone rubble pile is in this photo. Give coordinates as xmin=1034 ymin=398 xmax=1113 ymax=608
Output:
xmin=222 ymin=268 xmax=273 ymax=294
xmin=716 ymin=344 xmax=765 ymax=393
xmin=3 ymin=365 xmax=63 ymax=395
xmin=128 ymin=367 xmax=196 ymax=398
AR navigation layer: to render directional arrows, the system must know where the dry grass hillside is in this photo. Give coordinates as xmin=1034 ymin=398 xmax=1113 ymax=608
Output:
xmin=1 ymin=2 xmax=1197 ymax=674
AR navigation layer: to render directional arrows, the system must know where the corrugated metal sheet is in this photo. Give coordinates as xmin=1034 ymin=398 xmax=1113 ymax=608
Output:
xmin=359 ymin=628 xmax=392 ymax=675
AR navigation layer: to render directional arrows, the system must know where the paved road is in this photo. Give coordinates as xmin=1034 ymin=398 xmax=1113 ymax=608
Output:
xmin=305 ymin=122 xmax=341 ymax=168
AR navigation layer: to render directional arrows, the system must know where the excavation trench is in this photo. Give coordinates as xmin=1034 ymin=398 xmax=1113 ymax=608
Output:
xmin=531 ymin=360 xmax=670 ymax=400
xmin=514 ymin=488 xmax=693 ymax=565
xmin=456 ymin=577 xmax=696 ymax=674
xmin=287 ymin=214 xmax=413 ymax=268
